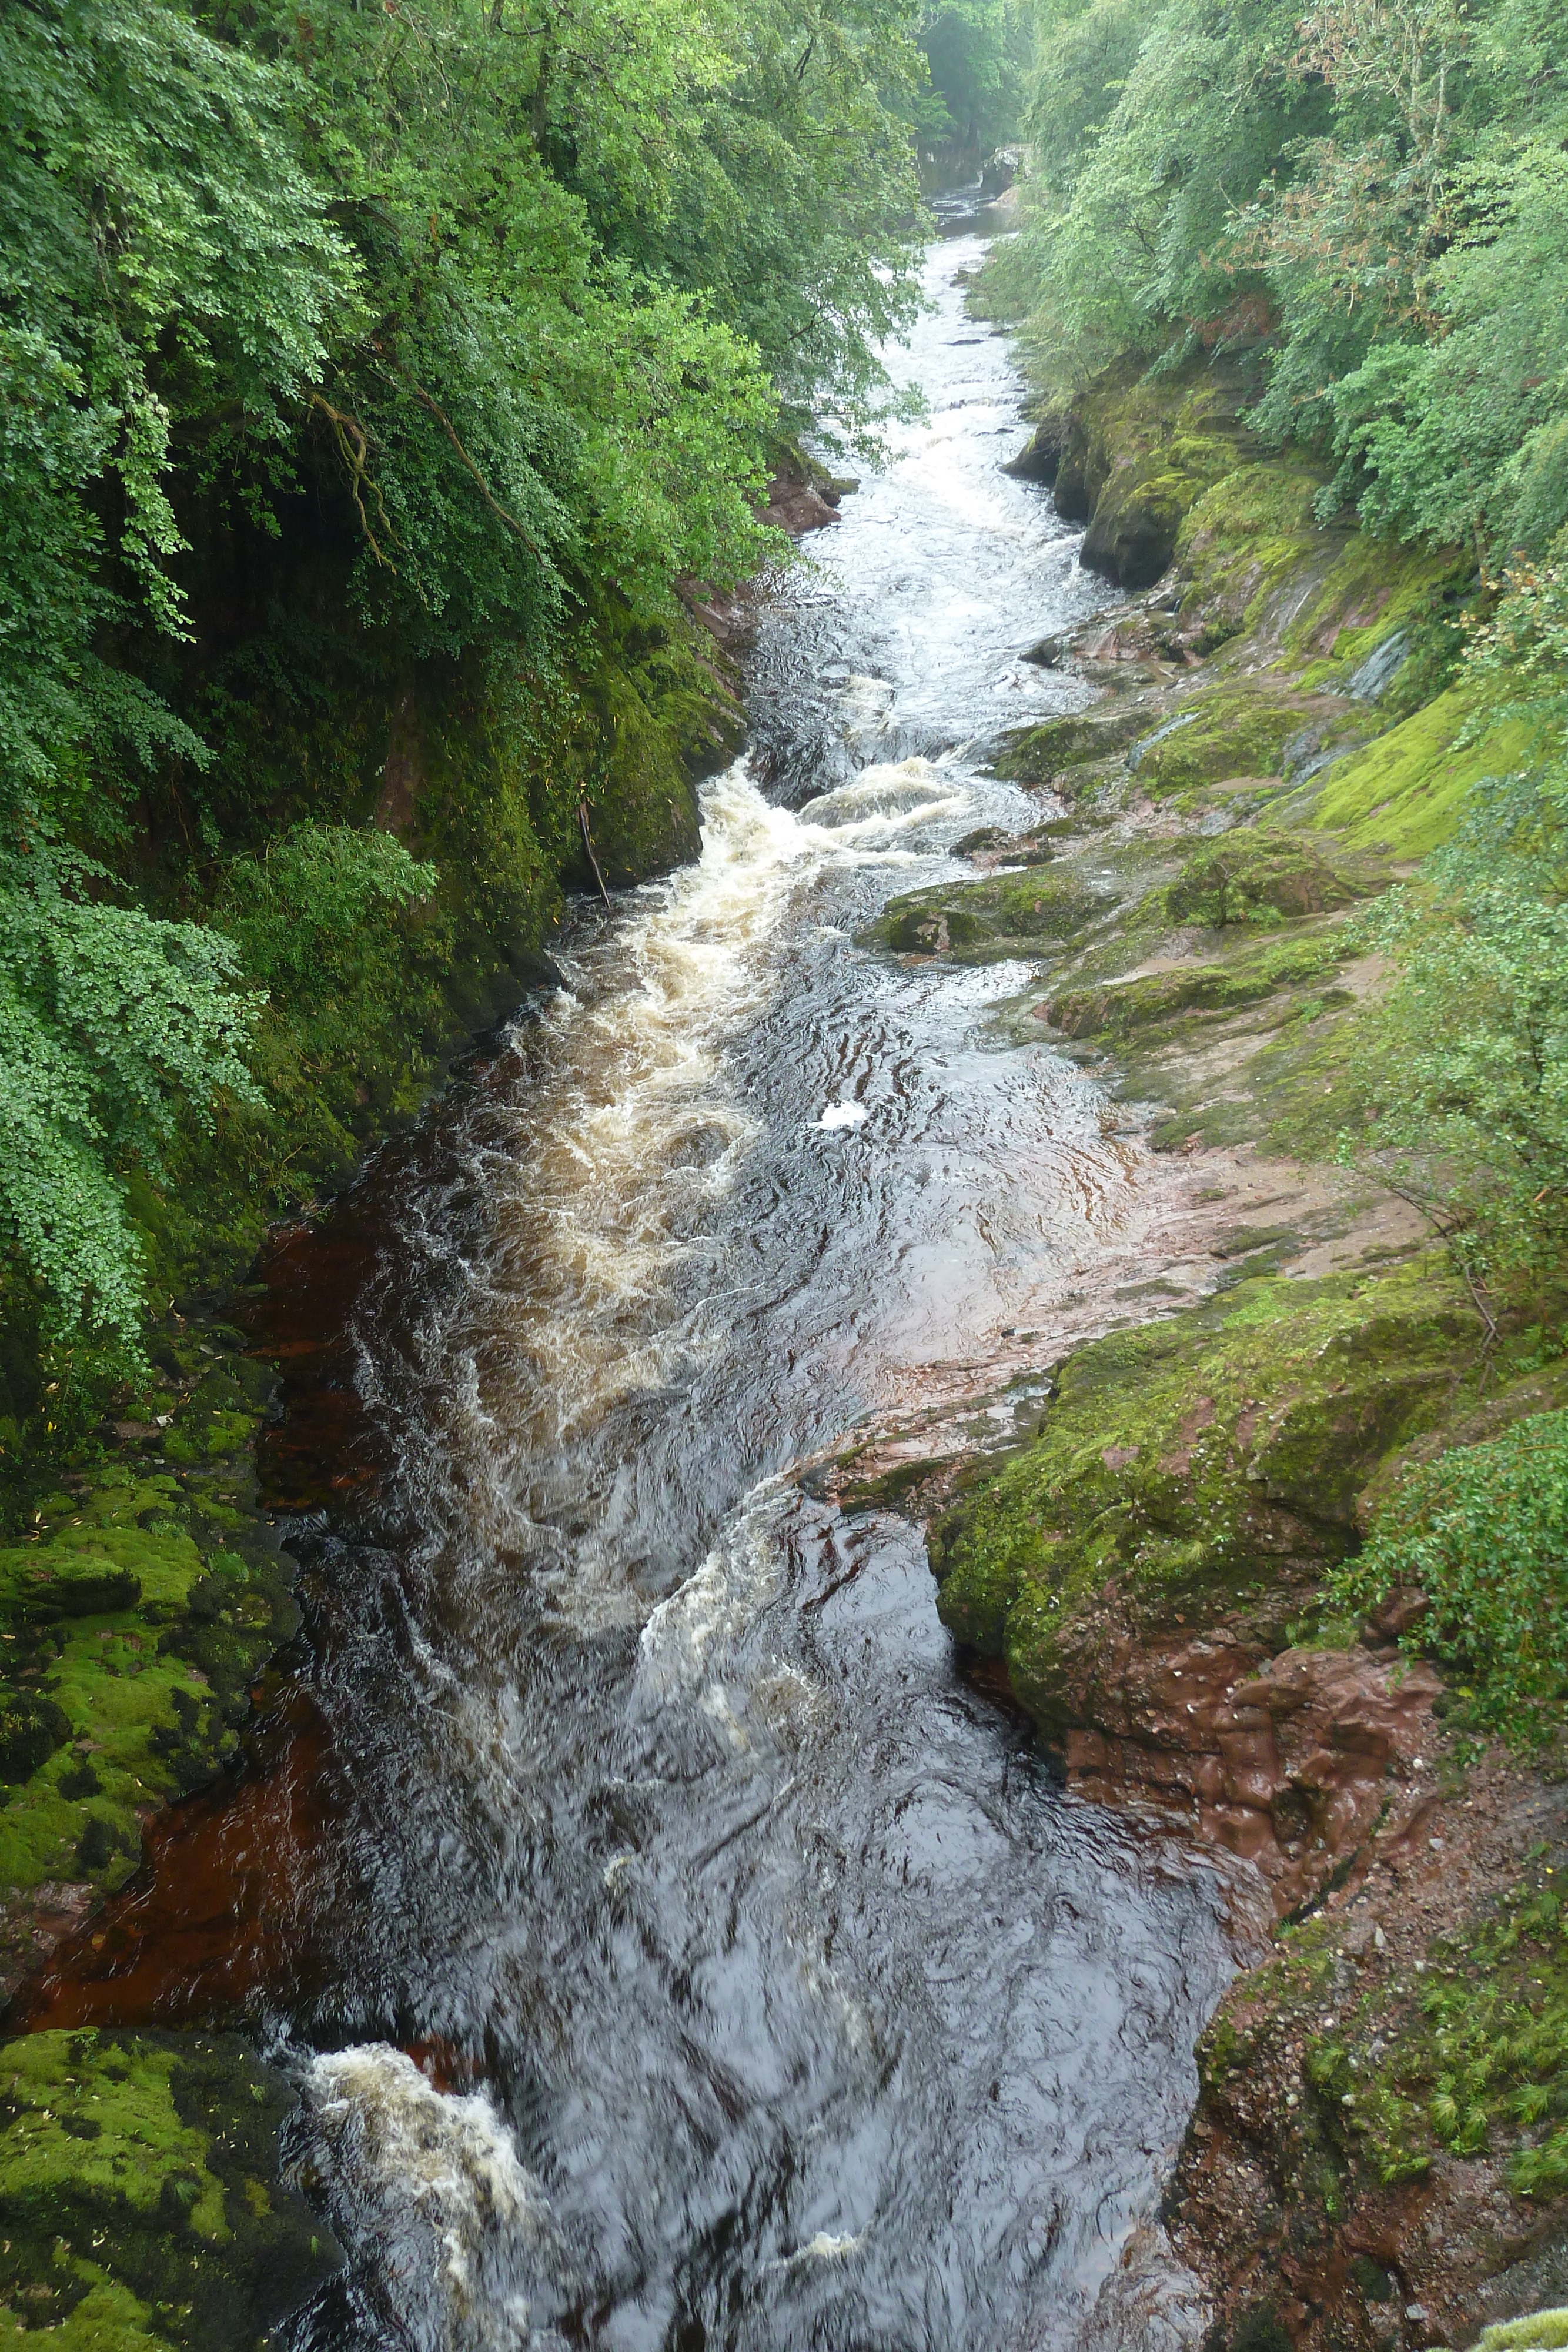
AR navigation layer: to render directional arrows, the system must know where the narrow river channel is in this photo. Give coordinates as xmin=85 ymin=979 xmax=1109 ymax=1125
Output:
xmin=31 ymin=199 xmax=1241 ymax=2350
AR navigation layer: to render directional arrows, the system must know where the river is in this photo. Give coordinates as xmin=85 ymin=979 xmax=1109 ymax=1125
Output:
xmin=32 ymin=200 xmax=1241 ymax=2350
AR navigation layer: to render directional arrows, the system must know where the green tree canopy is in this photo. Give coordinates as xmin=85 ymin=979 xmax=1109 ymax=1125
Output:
xmin=998 ymin=0 xmax=1568 ymax=569
xmin=0 ymin=0 xmax=927 ymax=1377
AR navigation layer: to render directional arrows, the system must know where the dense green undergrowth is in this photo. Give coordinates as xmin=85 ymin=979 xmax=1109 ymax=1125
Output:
xmin=1194 ymin=1866 xmax=1568 ymax=2215
xmin=1348 ymin=1874 xmax=1568 ymax=2194
xmin=1330 ymin=1411 xmax=1568 ymax=1748
xmin=0 ymin=0 xmax=944 ymax=1512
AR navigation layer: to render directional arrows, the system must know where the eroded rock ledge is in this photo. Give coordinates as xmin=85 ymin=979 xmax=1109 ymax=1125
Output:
xmin=1064 ymin=1636 xmax=1442 ymax=1917
xmin=841 ymin=355 xmax=1568 ymax=2348
xmin=916 ymin=1253 xmax=1564 ymax=1925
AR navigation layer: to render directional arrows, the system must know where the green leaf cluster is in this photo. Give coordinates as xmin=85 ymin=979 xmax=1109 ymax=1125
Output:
xmin=0 ymin=0 xmax=928 ymax=1401
xmin=1329 ymin=1410 xmax=1568 ymax=1742
xmin=1343 ymin=764 xmax=1568 ymax=1286
xmin=214 ymin=823 xmax=436 ymax=1013
xmin=0 ymin=0 xmax=355 ymax=807
xmin=0 ymin=851 xmax=260 ymax=1361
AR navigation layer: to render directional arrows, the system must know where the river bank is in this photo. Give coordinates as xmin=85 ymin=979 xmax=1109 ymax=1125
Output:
xmin=1 ymin=221 xmax=1560 ymax=2351
xmin=826 ymin=350 xmax=1568 ymax=2350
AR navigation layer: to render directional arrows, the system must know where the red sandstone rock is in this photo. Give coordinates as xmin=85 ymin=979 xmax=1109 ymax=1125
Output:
xmin=1061 ymin=1629 xmax=1443 ymax=1915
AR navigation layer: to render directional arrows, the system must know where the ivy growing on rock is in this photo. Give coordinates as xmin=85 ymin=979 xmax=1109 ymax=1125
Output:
xmin=1330 ymin=1409 xmax=1568 ymax=1743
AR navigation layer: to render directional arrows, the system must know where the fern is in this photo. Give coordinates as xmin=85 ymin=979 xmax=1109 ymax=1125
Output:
xmin=0 ymin=852 xmax=260 ymax=1352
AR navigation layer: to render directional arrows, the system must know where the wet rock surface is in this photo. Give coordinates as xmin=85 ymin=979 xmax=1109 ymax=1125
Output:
xmin=1164 ymin=1768 xmax=1568 ymax=2352
xmin=839 ymin=333 xmax=1568 ymax=2348
xmin=1061 ymin=1635 xmax=1444 ymax=1916
xmin=0 ymin=2026 xmax=337 ymax=2345
xmin=1047 ymin=356 xmax=1253 ymax=589
xmin=760 ymin=440 xmax=850 ymax=537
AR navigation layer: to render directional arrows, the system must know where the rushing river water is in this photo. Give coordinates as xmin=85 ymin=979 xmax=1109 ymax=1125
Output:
xmin=29 ymin=202 xmax=1242 ymax=2348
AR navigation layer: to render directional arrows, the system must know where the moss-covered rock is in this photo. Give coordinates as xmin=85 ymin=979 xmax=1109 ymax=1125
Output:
xmin=1117 ymin=959 xmax=1378 ymax=1158
xmin=1171 ymin=464 xmax=1334 ymax=654
xmin=1054 ymin=358 xmax=1253 ymax=588
xmin=0 ymin=1328 xmax=297 ymax=1935
xmin=1165 ymin=1853 xmax=1568 ymax=2346
xmin=1198 ymin=1872 xmax=1568 ymax=2216
xmin=567 ymin=634 xmax=721 ymax=889
xmin=1310 ymin=684 xmax=1537 ymax=857
xmin=1130 ymin=687 xmax=1360 ymax=796
xmin=954 ymin=821 xmax=1057 ymax=864
xmin=928 ymin=1259 xmax=1483 ymax=1740
xmin=1081 ymin=467 xmax=1197 ymax=589
xmin=0 ymin=2027 xmax=336 ymax=2347
xmin=871 ymin=867 xmax=1116 ymax=960
xmin=1044 ymin=929 xmax=1351 ymax=1038
xmin=1473 ymin=2315 xmax=1568 ymax=2351
xmin=992 ymin=706 xmax=1149 ymax=787
xmin=1276 ymin=527 xmax=1467 ymax=689
xmin=1171 ymin=453 xmax=1465 ymax=684
xmin=1002 ymin=421 xmax=1062 ymax=485
xmin=1163 ymin=830 xmax=1372 ymax=927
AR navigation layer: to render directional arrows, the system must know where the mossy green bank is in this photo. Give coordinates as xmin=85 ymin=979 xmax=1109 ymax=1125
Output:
xmin=922 ymin=1255 xmax=1564 ymax=1742
xmin=0 ymin=2027 xmax=335 ymax=2346
xmin=0 ymin=1314 xmax=289 ymax=1944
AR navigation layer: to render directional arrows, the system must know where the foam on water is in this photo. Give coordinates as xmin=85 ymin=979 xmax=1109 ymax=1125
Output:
xmin=300 ymin=2045 xmax=574 ymax=2351
xmin=634 ymin=1485 xmax=786 ymax=1704
xmin=234 ymin=205 xmax=1243 ymax=2352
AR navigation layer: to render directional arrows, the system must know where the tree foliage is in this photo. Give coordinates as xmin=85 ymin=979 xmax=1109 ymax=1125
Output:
xmin=0 ymin=0 xmax=927 ymax=1388
xmin=0 ymin=0 xmax=354 ymax=811
xmin=1330 ymin=568 xmax=1568 ymax=1305
xmin=0 ymin=852 xmax=260 ymax=1355
xmin=1347 ymin=768 xmax=1568 ymax=1288
xmin=916 ymin=0 xmax=1033 ymax=159
xmin=999 ymin=0 xmax=1568 ymax=566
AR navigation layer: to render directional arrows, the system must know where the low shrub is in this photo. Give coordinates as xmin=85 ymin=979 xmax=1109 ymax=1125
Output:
xmin=1329 ymin=1409 xmax=1568 ymax=1743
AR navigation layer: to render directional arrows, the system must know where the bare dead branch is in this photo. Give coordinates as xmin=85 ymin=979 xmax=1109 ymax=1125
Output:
xmin=579 ymin=799 xmax=610 ymax=903
xmin=385 ymin=365 xmax=546 ymax=557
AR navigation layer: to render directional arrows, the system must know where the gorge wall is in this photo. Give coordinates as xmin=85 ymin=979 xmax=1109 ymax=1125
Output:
xmin=838 ymin=355 xmax=1568 ymax=2352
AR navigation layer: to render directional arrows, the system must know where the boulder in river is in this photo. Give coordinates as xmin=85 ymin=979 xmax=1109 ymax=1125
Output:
xmin=1004 ymin=423 xmax=1063 ymax=485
